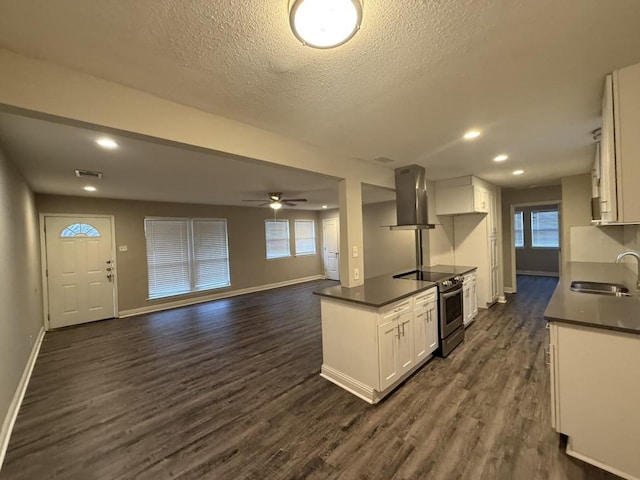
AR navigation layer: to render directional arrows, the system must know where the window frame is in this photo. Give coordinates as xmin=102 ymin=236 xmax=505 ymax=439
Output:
xmin=513 ymin=211 xmax=525 ymax=249
xmin=144 ymin=216 xmax=231 ymax=300
xmin=265 ymin=219 xmax=291 ymax=260
xmin=530 ymin=209 xmax=560 ymax=249
xmin=294 ymin=219 xmax=317 ymax=256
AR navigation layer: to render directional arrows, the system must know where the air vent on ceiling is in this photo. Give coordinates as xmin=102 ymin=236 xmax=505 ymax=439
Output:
xmin=75 ymin=169 xmax=103 ymax=179
xmin=373 ymin=157 xmax=395 ymax=164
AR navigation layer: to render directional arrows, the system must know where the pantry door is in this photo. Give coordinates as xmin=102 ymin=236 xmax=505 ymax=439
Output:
xmin=44 ymin=216 xmax=116 ymax=329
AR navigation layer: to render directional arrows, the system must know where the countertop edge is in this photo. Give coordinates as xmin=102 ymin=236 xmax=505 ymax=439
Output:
xmin=543 ymin=315 xmax=640 ymax=336
xmin=314 ymin=282 xmax=437 ymax=308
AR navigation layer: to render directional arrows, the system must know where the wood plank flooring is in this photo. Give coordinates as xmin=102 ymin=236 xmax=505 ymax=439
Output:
xmin=2 ymin=275 xmax=621 ymax=479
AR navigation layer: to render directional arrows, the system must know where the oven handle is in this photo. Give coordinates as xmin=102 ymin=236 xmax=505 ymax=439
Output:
xmin=441 ymin=287 xmax=463 ymax=299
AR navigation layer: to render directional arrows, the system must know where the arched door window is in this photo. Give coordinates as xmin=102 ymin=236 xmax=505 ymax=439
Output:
xmin=60 ymin=223 xmax=101 ymax=238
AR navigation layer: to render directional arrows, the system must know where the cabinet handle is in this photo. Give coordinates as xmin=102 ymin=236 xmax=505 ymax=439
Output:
xmin=396 ymin=325 xmax=401 ymax=339
xmin=402 ymin=322 xmax=405 ymax=337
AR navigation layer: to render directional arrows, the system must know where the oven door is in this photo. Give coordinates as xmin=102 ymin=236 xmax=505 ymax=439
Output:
xmin=440 ymin=286 xmax=463 ymax=338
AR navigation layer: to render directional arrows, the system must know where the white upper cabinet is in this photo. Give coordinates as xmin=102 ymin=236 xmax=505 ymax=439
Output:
xmin=435 ymin=176 xmax=493 ymax=215
xmin=599 ymin=62 xmax=640 ymax=224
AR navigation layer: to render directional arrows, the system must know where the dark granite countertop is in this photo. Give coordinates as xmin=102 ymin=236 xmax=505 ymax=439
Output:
xmin=425 ymin=264 xmax=477 ymax=276
xmin=313 ymin=274 xmax=437 ymax=308
xmin=544 ymin=262 xmax=640 ymax=335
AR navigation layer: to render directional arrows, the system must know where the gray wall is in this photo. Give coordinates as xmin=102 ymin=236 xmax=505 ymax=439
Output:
xmin=514 ymin=204 xmax=560 ymax=275
xmin=0 ymin=149 xmax=43 ymax=447
xmin=36 ymin=195 xmax=323 ymax=313
xmin=501 ymin=185 xmax=562 ymax=290
xmin=561 ymin=174 xmax=593 ymax=262
xmin=361 ymin=201 xmax=415 ymax=278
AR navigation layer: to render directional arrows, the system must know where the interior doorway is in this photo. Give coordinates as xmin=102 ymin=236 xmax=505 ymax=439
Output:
xmin=509 ymin=202 xmax=561 ymax=293
xmin=322 ymin=217 xmax=340 ymax=281
xmin=41 ymin=214 xmax=117 ymax=329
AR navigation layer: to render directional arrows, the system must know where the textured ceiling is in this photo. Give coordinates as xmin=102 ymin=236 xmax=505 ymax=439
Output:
xmin=1 ymin=0 xmax=640 ymax=189
xmin=0 ymin=111 xmax=395 ymax=209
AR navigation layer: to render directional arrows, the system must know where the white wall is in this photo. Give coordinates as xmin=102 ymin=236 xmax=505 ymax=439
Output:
xmin=425 ymin=180 xmax=455 ymax=266
xmin=0 ymin=147 xmax=43 ymax=464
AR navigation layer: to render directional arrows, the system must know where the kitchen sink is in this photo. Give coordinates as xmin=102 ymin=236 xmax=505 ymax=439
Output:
xmin=570 ymin=281 xmax=631 ymax=297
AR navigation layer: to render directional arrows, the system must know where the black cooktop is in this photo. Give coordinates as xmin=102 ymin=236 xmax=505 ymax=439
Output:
xmin=393 ymin=270 xmax=453 ymax=283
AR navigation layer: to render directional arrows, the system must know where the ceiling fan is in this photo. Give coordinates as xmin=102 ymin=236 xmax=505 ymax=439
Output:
xmin=242 ymin=192 xmax=308 ymax=210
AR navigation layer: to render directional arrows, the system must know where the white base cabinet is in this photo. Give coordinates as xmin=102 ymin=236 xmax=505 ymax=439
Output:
xmin=320 ymin=287 xmax=438 ymax=404
xmin=462 ymin=271 xmax=478 ymax=326
xmin=548 ymin=322 xmax=640 ymax=480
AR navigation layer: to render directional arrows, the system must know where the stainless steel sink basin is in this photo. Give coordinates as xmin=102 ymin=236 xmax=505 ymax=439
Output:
xmin=570 ymin=281 xmax=631 ymax=297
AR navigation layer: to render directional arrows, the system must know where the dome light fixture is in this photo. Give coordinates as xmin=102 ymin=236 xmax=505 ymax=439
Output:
xmin=270 ymin=201 xmax=283 ymax=210
xmin=289 ymin=0 xmax=363 ymax=49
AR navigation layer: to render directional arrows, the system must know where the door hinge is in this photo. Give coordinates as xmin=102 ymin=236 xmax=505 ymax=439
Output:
xmin=47 ymin=313 xmax=50 ymax=321
xmin=46 ymin=269 xmax=48 ymax=277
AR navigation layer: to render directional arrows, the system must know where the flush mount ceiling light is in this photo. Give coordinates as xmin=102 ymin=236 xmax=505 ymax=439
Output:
xmin=463 ymin=130 xmax=481 ymax=140
xmin=513 ymin=169 xmax=525 ymax=176
xmin=96 ymin=137 xmax=118 ymax=149
xmin=289 ymin=0 xmax=363 ymax=49
xmin=270 ymin=201 xmax=283 ymax=210
xmin=83 ymin=185 xmax=97 ymax=192
xmin=494 ymin=154 xmax=509 ymax=162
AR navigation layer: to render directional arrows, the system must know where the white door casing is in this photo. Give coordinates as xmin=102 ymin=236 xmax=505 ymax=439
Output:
xmin=322 ymin=217 xmax=340 ymax=281
xmin=44 ymin=216 xmax=116 ymax=328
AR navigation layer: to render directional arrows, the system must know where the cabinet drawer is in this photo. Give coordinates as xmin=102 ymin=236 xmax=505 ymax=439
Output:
xmin=379 ymin=299 xmax=411 ymax=325
xmin=414 ymin=287 xmax=437 ymax=305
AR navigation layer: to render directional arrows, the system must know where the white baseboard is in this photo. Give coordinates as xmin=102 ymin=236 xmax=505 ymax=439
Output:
xmin=119 ymin=275 xmax=326 ymax=318
xmin=0 ymin=327 xmax=45 ymax=470
xmin=504 ymin=287 xmax=515 ymax=294
xmin=566 ymin=438 xmax=637 ymax=480
xmin=516 ymin=270 xmax=559 ymax=277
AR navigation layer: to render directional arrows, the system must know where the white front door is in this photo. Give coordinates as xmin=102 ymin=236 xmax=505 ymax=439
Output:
xmin=44 ymin=216 xmax=116 ymax=328
xmin=322 ymin=218 xmax=340 ymax=280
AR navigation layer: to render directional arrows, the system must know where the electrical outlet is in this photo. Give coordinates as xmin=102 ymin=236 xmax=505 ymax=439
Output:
xmin=352 ymin=245 xmax=358 ymax=258
xmin=354 ymin=267 xmax=360 ymax=280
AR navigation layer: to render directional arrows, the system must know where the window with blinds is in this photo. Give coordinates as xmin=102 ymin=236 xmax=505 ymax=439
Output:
xmin=531 ymin=210 xmax=559 ymax=248
xmin=265 ymin=219 xmax=291 ymax=259
xmin=514 ymin=211 xmax=524 ymax=248
xmin=145 ymin=217 xmax=230 ymax=299
xmin=294 ymin=219 xmax=316 ymax=255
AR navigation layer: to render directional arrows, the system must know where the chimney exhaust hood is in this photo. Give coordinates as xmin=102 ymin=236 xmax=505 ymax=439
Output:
xmin=389 ymin=164 xmax=435 ymax=230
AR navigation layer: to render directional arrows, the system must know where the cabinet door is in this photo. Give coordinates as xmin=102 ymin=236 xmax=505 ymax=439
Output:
xmin=397 ymin=312 xmax=414 ymax=375
xmin=378 ymin=321 xmax=399 ymax=391
xmin=474 ymin=187 xmax=489 ymax=213
xmin=426 ymin=300 xmax=439 ymax=354
xmin=471 ymin=277 xmax=478 ymax=317
xmin=463 ymin=283 xmax=471 ymax=326
xmin=600 ymin=74 xmax=618 ymax=223
xmin=413 ymin=304 xmax=428 ymax=362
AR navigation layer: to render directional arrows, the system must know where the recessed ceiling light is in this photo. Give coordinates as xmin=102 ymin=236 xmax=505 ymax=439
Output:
xmin=463 ymin=130 xmax=481 ymax=140
xmin=513 ymin=169 xmax=525 ymax=176
xmin=83 ymin=185 xmax=97 ymax=192
xmin=96 ymin=137 xmax=118 ymax=149
xmin=289 ymin=0 xmax=362 ymax=49
xmin=322 ymin=205 xmax=328 ymax=209
xmin=494 ymin=154 xmax=509 ymax=162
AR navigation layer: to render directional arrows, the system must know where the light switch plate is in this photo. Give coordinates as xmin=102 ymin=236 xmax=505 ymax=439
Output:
xmin=354 ymin=268 xmax=360 ymax=280
xmin=118 ymin=245 xmax=128 ymax=252
xmin=352 ymin=245 xmax=358 ymax=258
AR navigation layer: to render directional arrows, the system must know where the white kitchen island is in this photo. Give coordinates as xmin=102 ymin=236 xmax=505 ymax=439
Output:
xmin=314 ymin=275 xmax=439 ymax=404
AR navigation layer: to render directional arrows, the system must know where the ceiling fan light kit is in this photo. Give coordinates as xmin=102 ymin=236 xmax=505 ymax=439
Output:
xmin=242 ymin=192 xmax=308 ymax=209
xmin=289 ymin=0 xmax=362 ymax=49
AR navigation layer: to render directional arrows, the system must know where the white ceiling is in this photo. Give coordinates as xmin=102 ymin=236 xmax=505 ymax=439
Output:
xmin=0 ymin=110 xmax=394 ymax=209
xmin=1 ymin=0 xmax=640 ymax=199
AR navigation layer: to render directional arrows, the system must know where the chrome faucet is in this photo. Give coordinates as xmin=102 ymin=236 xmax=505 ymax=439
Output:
xmin=616 ymin=251 xmax=640 ymax=290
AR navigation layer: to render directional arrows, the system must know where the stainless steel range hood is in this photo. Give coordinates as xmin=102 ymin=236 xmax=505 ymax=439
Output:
xmin=389 ymin=164 xmax=435 ymax=230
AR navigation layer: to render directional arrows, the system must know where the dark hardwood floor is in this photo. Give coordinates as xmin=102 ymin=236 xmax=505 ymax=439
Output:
xmin=2 ymin=275 xmax=621 ymax=479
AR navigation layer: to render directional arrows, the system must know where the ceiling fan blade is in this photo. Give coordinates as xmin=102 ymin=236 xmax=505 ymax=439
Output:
xmin=243 ymin=199 xmax=268 ymax=202
xmin=282 ymin=198 xmax=307 ymax=202
xmin=283 ymin=202 xmax=297 ymax=207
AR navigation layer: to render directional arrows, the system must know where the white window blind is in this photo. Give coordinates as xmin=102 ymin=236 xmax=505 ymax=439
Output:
xmin=294 ymin=219 xmax=316 ymax=255
xmin=265 ymin=220 xmax=291 ymax=259
xmin=514 ymin=211 xmax=524 ymax=248
xmin=145 ymin=217 xmax=231 ymax=299
xmin=531 ymin=210 xmax=559 ymax=248
xmin=145 ymin=218 xmax=192 ymax=299
xmin=192 ymin=219 xmax=231 ymax=290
